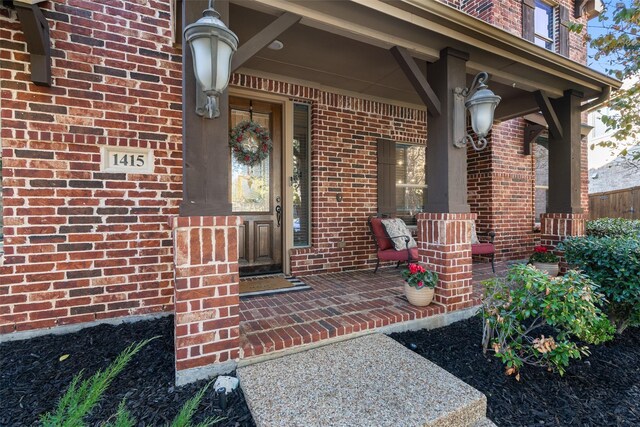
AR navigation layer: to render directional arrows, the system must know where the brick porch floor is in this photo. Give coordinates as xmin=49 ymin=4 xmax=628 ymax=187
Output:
xmin=239 ymin=260 xmax=514 ymax=359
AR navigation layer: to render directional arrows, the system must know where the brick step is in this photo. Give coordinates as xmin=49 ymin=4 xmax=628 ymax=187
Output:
xmin=238 ymin=334 xmax=490 ymax=426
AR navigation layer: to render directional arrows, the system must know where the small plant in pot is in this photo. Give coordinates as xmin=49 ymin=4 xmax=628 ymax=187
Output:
xmin=401 ymin=263 xmax=438 ymax=306
xmin=529 ymin=245 xmax=560 ymax=276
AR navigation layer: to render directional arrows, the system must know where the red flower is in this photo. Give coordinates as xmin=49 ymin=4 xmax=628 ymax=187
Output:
xmin=417 ymin=281 xmax=424 ymax=288
xmin=534 ymin=246 xmax=548 ymax=253
xmin=408 ymin=263 xmax=426 ymax=275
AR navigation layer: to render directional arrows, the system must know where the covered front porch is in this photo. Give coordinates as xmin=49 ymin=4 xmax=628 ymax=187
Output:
xmin=239 ymin=260 xmax=507 ymax=360
xmin=172 ymin=0 xmax=621 ymax=384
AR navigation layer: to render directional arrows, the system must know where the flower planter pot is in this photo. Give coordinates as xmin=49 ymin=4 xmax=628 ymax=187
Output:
xmin=404 ymin=283 xmax=434 ymax=306
xmin=532 ymin=262 xmax=560 ymax=277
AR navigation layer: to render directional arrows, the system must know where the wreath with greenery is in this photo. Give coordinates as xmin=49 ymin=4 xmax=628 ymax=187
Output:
xmin=229 ymin=120 xmax=272 ymax=167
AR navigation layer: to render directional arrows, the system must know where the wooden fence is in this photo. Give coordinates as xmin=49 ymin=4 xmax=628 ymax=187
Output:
xmin=589 ymin=186 xmax=640 ymax=220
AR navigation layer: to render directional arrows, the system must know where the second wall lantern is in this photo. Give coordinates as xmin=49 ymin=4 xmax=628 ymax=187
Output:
xmin=454 ymin=72 xmax=501 ymax=151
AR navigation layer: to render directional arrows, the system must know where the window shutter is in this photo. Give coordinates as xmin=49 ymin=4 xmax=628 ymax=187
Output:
xmin=558 ymin=5 xmax=570 ymax=57
xmin=522 ymin=0 xmax=535 ymax=42
xmin=377 ymin=138 xmax=396 ymax=216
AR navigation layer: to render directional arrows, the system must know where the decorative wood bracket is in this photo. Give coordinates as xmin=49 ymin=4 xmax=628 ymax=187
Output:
xmin=231 ymin=12 xmax=301 ymax=73
xmin=534 ymin=90 xmax=563 ymax=139
xmin=523 ymin=123 xmax=545 ymax=155
xmin=390 ymin=46 xmax=441 ymax=117
xmin=15 ymin=1 xmax=51 ymax=86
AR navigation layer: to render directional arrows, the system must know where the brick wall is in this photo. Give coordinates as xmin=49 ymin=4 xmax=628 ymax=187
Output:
xmin=0 ymin=0 xmax=590 ymax=335
xmin=461 ymin=0 xmax=495 ymax=24
xmin=228 ymin=75 xmax=428 ymax=276
xmin=468 ymin=121 xmax=537 ymax=261
xmin=0 ymin=0 xmax=182 ymax=333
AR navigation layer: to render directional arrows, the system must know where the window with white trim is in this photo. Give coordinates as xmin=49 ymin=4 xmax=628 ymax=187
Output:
xmin=533 ymin=0 xmax=556 ymax=50
xmin=395 ymin=143 xmax=427 ymax=225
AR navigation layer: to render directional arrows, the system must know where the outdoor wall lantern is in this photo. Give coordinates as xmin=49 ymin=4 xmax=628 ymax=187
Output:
xmin=184 ymin=0 xmax=239 ymax=119
xmin=453 ymin=72 xmax=501 ymax=151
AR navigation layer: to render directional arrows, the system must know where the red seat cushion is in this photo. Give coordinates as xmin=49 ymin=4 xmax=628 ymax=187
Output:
xmin=472 ymin=243 xmax=495 ymax=255
xmin=370 ymin=217 xmax=393 ymax=251
xmin=377 ymin=247 xmax=419 ymax=261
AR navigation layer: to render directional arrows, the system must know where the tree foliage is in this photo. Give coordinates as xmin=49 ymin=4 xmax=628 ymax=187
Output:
xmin=582 ymin=1 xmax=640 ymax=165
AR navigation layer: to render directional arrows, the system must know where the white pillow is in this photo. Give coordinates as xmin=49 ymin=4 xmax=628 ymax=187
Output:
xmin=470 ymin=221 xmax=480 ymax=245
xmin=380 ymin=218 xmax=417 ymax=251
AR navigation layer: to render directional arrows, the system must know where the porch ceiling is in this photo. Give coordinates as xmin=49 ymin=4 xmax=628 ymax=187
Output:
xmin=229 ymin=0 xmax=620 ymax=114
xmin=229 ymin=4 xmax=426 ymax=106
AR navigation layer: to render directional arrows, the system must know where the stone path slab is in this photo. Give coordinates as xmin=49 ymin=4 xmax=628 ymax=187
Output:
xmin=238 ymin=333 xmax=489 ymax=427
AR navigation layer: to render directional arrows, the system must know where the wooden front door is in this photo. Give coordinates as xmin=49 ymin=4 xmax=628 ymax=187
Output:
xmin=230 ymin=97 xmax=283 ymax=276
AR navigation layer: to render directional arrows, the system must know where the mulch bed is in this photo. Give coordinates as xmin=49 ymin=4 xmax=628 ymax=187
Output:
xmin=0 ymin=316 xmax=255 ymax=427
xmin=390 ymin=316 xmax=640 ymax=427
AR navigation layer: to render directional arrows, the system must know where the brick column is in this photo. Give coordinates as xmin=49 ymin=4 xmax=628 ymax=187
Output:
xmin=540 ymin=213 xmax=587 ymax=246
xmin=172 ymin=216 xmax=241 ymax=386
xmin=541 ymin=213 xmax=587 ymax=272
xmin=416 ymin=213 xmax=476 ymax=312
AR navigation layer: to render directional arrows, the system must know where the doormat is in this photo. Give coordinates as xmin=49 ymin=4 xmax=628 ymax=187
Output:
xmin=239 ymin=275 xmax=311 ymax=298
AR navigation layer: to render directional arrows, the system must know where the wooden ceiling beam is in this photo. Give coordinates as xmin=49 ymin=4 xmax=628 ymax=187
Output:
xmin=390 ymin=46 xmax=441 ymax=117
xmin=231 ymin=12 xmax=301 ymax=73
xmin=534 ymin=90 xmax=563 ymax=139
xmin=493 ymin=93 xmax=539 ymax=122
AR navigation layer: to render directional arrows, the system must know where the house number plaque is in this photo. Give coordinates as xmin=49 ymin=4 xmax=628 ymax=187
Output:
xmin=101 ymin=146 xmax=154 ymax=173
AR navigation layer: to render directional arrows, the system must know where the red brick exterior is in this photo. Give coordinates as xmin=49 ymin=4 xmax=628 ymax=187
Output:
xmin=0 ymin=0 xmax=181 ymax=334
xmin=541 ymin=212 xmax=587 ymax=273
xmin=172 ymin=216 xmax=240 ymax=382
xmin=460 ymin=0 xmax=588 ymax=64
xmin=0 ymin=0 xmax=590 ymax=341
xmin=541 ymin=213 xmax=587 ymax=247
xmin=228 ymin=75 xmax=426 ymax=276
xmin=468 ymin=120 xmax=538 ymax=260
xmin=417 ymin=213 xmax=477 ymax=311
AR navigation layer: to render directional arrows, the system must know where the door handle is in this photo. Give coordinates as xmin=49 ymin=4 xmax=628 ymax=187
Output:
xmin=275 ymin=204 xmax=282 ymax=228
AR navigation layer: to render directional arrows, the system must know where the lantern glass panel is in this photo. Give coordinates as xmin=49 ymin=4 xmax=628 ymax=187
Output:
xmin=469 ymin=102 xmax=496 ymax=137
xmin=215 ymin=39 xmax=233 ymax=91
xmin=192 ymin=36 xmax=214 ymax=90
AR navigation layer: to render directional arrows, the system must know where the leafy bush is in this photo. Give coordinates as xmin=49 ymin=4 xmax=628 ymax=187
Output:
xmin=586 ymin=218 xmax=640 ymax=238
xmin=482 ymin=264 xmax=614 ymax=378
xmin=559 ymin=235 xmax=640 ymax=333
xmin=40 ymin=338 xmax=224 ymax=427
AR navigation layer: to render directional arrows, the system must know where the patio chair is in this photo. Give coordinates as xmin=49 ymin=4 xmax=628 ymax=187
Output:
xmin=471 ymin=224 xmax=496 ymax=273
xmin=368 ymin=216 xmax=419 ymax=273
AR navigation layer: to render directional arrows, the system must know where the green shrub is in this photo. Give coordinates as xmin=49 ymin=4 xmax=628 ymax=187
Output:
xmin=586 ymin=218 xmax=640 ymax=238
xmin=482 ymin=264 xmax=614 ymax=378
xmin=40 ymin=338 xmax=224 ymax=427
xmin=559 ymin=235 xmax=640 ymax=333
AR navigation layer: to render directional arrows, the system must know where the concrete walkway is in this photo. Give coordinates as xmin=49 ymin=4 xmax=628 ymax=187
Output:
xmin=238 ymin=334 xmax=495 ymax=427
